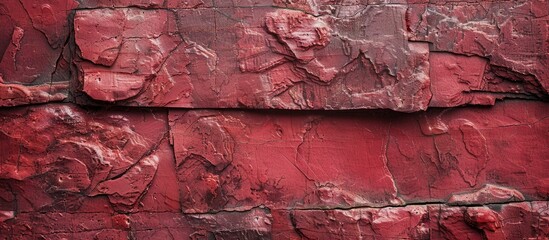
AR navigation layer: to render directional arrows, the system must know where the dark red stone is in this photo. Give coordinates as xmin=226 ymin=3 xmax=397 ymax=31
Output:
xmin=73 ymin=5 xmax=431 ymax=111
xmin=388 ymin=100 xmax=549 ymax=203
xmin=408 ymin=0 xmax=549 ymax=106
xmin=1 ymin=0 xmax=548 ymax=239
xmin=0 ymin=104 xmax=173 ymax=213
xmin=270 ymin=202 xmax=549 ymax=239
xmin=428 ymin=202 xmax=549 ymax=239
xmin=0 ymin=0 xmax=77 ymax=106
xmin=169 ymin=100 xmax=549 ymax=213
xmin=70 ymin=0 xmax=549 ymax=110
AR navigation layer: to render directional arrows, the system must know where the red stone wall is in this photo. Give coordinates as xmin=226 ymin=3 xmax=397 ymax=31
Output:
xmin=0 ymin=0 xmax=548 ymax=239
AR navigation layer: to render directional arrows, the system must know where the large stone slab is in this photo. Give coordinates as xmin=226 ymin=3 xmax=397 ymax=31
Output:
xmin=169 ymin=100 xmax=549 ymax=213
xmin=272 ymin=201 xmax=549 ymax=239
xmin=0 ymin=104 xmax=178 ymax=214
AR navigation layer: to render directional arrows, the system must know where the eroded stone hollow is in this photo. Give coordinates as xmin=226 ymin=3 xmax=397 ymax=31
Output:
xmin=0 ymin=0 xmax=548 ymax=239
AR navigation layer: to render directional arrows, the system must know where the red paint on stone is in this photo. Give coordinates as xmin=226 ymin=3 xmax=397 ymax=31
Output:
xmin=73 ymin=5 xmax=431 ymax=111
xmin=169 ymin=101 xmax=549 ymax=213
xmin=169 ymin=109 xmax=401 ymax=213
xmin=112 ymin=214 xmax=131 ymax=230
xmin=0 ymin=0 xmax=76 ymax=106
xmin=408 ymin=1 xmax=549 ymax=96
xmin=1 ymin=0 xmax=548 ymax=239
xmin=270 ymin=202 xmax=549 ymax=239
xmin=0 ymin=104 xmax=171 ymax=212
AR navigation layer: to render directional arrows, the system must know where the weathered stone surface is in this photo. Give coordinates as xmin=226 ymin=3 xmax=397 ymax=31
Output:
xmin=3 ymin=202 xmax=546 ymax=239
xmin=129 ymin=212 xmax=193 ymax=239
xmin=131 ymin=209 xmax=272 ymax=239
xmin=408 ymin=1 xmax=549 ymax=106
xmin=388 ymin=100 xmax=549 ymax=203
xmin=74 ymin=8 xmax=193 ymax=105
xmin=0 ymin=201 xmax=549 ymax=239
xmin=0 ymin=101 xmax=547 ymax=236
xmin=274 ymin=205 xmax=430 ymax=239
xmin=76 ymin=0 xmax=216 ymax=8
xmin=271 ymin=202 xmax=549 ymax=239
xmin=1 ymin=0 xmax=548 ymax=239
xmin=447 ymin=184 xmax=525 ymax=206
xmin=2 ymin=1 xmax=547 ymax=109
xmin=0 ymin=0 xmax=77 ymax=106
xmin=73 ymin=5 xmax=431 ymax=111
xmin=0 ymin=104 xmax=173 ymax=212
xmin=429 ymin=202 xmax=549 ymax=239
xmin=170 ymin=100 xmax=549 ymax=213
xmin=0 ymin=208 xmax=273 ymax=239
xmin=0 ymin=212 xmax=130 ymax=239
xmin=0 ymin=75 xmax=68 ymax=106
xmin=169 ymin=109 xmax=401 ymax=213
xmin=185 ymin=208 xmax=272 ymax=239
xmin=429 ymin=52 xmax=546 ymax=107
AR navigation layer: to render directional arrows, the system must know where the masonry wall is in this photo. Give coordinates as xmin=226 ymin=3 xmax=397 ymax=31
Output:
xmin=0 ymin=0 xmax=548 ymax=239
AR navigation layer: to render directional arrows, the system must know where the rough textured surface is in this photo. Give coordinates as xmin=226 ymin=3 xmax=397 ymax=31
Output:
xmin=408 ymin=0 xmax=549 ymax=101
xmin=2 ymin=202 xmax=548 ymax=239
xmin=1 ymin=101 xmax=546 ymax=238
xmin=1 ymin=0 xmax=549 ymax=239
xmin=73 ymin=5 xmax=431 ymax=111
xmin=273 ymin=201 xmax=549 ymax=239
xmin=407 ymin=0 xmax=549 ymax=107
xmin=0 ymin=104 xmax=174 ymax=212
xmin=169 ymin=101 xmax=549 ymax=213
xmin=0 ymin=0 xmax=76 ymax=106
xmin=1 ymin=0 xmax=547 ymax=109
